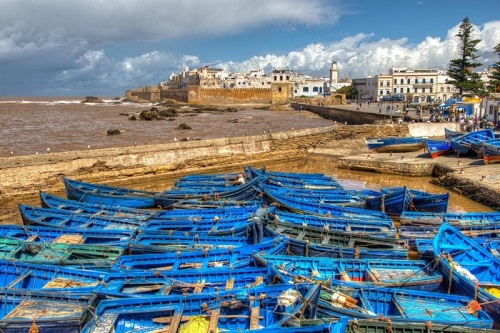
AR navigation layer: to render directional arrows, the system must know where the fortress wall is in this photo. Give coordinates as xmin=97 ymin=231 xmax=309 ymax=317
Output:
xmin=0 ymin=127 xmax=335 ymax=198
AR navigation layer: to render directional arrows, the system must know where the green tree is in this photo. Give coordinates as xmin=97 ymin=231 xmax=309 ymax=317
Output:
xmin=336 ymin=84 xmax=356 ymax=99
xmin=447 ymin=17 xmax=485 ymax=97
xmin=487 ymin=42 xmax=500 ymax=92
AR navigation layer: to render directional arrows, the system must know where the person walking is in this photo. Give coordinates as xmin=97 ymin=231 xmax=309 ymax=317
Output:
xmin=252 ymin=202 xmax=271 ymax=244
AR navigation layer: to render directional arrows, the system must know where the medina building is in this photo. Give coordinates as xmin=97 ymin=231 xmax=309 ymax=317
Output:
xmin=355 ymin=67 xmax=458 ymax=103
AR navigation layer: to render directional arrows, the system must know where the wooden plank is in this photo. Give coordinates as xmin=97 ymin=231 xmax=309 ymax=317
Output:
xmin=161 ymin=285 xmax=172 ymax=295
xmin=26 ymin=236 xmax=38 ymax=242
xmin=53 ymin=234 xmax=84 ymax=244
xmin=207 ymin=309 xmax=220 ymax=333
xmin=250 ymin=305 xmax=260 ymax=329
xmin=297 ymin=231 xmax=306 ymax=240
xmin=225 ymin=278 xmax=234 ymax=290
xmin=168 ymin=307 xmax=183 ymax=333
xmin=194 ymin=281 xmax=205 ymax=293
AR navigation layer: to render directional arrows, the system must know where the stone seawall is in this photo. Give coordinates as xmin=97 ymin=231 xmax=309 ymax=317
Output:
xmin=0 ymin=126 xmax=337 ymax=201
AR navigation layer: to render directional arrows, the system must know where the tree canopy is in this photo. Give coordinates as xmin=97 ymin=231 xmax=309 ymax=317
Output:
xmin=336 ymin=84 xmax=356 ymax=99
xmin=487 ymin=43 xmax=500 ymax=93
xmin=447 ymin=17 xmax=485 ymax=97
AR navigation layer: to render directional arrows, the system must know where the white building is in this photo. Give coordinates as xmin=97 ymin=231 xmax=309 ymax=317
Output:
xmin=481 ymin=93 xmax=500 ymax=127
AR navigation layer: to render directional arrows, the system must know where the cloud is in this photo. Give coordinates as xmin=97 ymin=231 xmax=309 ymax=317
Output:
xmin=215 ymin=21 xmax=500 ymax=79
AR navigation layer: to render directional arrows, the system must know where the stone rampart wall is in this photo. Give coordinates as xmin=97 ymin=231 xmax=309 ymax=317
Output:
xmin=160 ymin=89 xmax=189 ymax=103
xmin=197 ymin=87 xmax=271 ymax=104
xmin=0 ymin=127 xmax=335 ymax=199
xmin=292 ymin=103 xmax=395 ymax=125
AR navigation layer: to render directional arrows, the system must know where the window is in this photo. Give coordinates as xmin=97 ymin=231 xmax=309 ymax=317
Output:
xmin=400 ymin=79 xmax=404 ymax=84
xmin=407 ymin=79 xmax=410 ymax=84
xmin=422 ymin=88 xmax=426 ymax=93
xmin=414 ymin=88 xmax=418 ymax=93
xmin=430 ymin=87 xmax=433 ymax=93
xmin=313 ymin=87 xmax=319 ymax=92
xmin=440 ymin=87 xmax=444 ymax=92
xmin=274 ymin=76 xmax=277 ymax=81
xmin=379 ymin=90 xmax=384 ymax=95
xmin=286 ymin=76 xmax=290 ymax=80
xmin=280 ymin=76 xmax=283 ymax=81
xmin=415 ymin=79 xmax=419 ymax=84
xmin=380 ymin=82 xmax=383 ymax=87
xmin=422 ymin=78 xmax=426 ymax=83
xmin=394 ymin=79 xmax=397 ymax=84
xmin=303 ymin=87 xmax=309 ymax=92
xmin=400 ymin=88 xmax=404 ymax=93
xmin=430 ymin=78 xmax=434 ymax=83
xmin=407 ymin=87 xmax=410 ymax=93
xmin=278 ymin=87 xmax=282 ymax=92
xmin=393 ymin=88 xmax=397 ymax=94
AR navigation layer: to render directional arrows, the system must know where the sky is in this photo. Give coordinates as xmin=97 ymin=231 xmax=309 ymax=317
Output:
xmin=1 ymin=0 xmax=500 ymax=97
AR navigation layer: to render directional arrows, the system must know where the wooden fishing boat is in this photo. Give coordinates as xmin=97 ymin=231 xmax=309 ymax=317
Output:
xmin=451 ymin=129 xmax=495 ymax=157
xmin=265 ymin=220 xmax=408 ymax=259
xmin=274 ymin=210 xmax=396 ymax=237
xmin=316 ymin=282 xmax=494 ymax=329
xmin=256 ymin=253 xmax=443 ymax=291
xmin=113 ymin=236 xmax=287 ymax=271
xmin=398 ymin=224 xmax=500 ymax=247
xmin=63 ymin=176 xmax=157 ymax=208
xmin=154 ymin=175 xmax=263 ymax=208
xmin=0 ymin=259 xmax=103 ymax=293
xmin=408 ymin=188 xmax=449 ymax=213
xmin=247 ymin=165 xmax=336 ymax=181
xmin=345 ymin=318 xmax=500 ymax=333
xmin=261 ymin=186 xmax=388 ymax=219
xmin=139 ymin=215 xmax=252 ymax=237
xmin=81 ymin=283 xmax=321 ymax=333
xmin=171 ymin=198 xmax=264 ymax=209
xmin=39 ymin=191 xmax=155 ymax=221
xmin=0 ymin=235 xmax=124 ymax=269
xmin=129 ymin=234 xmax=264 ymax=254
xmin=364 ymin=186 xmax=411 ymax=216
xmin=399 ymin=211 xmax=500 ymax=226
xmin=150 ymin=205 xmax=261 ymax=220
xmin=425 ymin=138 xmax=454 ymax=158
xmin=258 ymin=184 xmax=366 ymax=207
xmin=445 ymin=127 xmax=464 ymax=139
xmin=364 ymin=136 xmax=426 ymax=153
xmin=95 ymin=266 xmax=271 ymax=298
xmin=433 ymin=223 xmax=500 ymax=327
xmin=19 ymin=204 xmax=143 ymax=230
xmin=0 ymin=289 xmax=96 ymax=333
xmin=0 ymin=224 xmax=135 ymax=246
xmin=483 ymin=139 xmax=500 ymax=164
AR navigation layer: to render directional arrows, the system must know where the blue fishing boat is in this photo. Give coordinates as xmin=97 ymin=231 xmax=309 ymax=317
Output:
xmin=0 ymin=289 xmax=96 ymax=333
xmin=171 ymin=198 xmax=264 ymax=209
xmin=483 ymin=139 xmax=500 ymax=164
xmin=434 ymin=223 xmax=500 ymax=327
xmin=95 ymin=266 xmax=270 ymax=298
xmin=315 ymin=283 xmax=493 ymax=329
xmin=154 ymin=175 xmax=263 ymax=208
xmin=150 ymin=205 xmax=263 ymax=220
xmin=260 ymin=186 xmax=388 ymax=219
xmin=0 ymin=224 xmax=135 ymax=246
xmin=19 ymin=204 xmax=143 ymax=230
xmin=247 ymin=165 xmax=336 ymax=181
xmin=259 ymin=184 xmax=365 ymax=207
xmin=425 ymin=138 xmax=454 ymax=158
xmin=364 ymin=136 xmax=427 ymax=153
xmin=344 ymin=319 xmax=500 ymax=333
xmin=265 ymin=220 xmax=408 ymax=259
xmin=63 ymin=176 xmax=157 ymax=208
xmin=129 ymin=234 xmax=261 ymax=254
xmin=0 ymin=259 xmax=102 ymax=293
xmin=445 ymin=127 xmax=463 ymax=139
xmin=451 ymin=128 xmax=495 ymax=157
xmin=139 ymin=215 xmax=252 ymax=237
xmin=39 ymin=191 xmax=155 ymax=221
xmin=81 ymin=283 xmax=321 ymax=333
xmin=398 ymin=224 xmax=500 ymax=247
xmin=0 ymin=235 xmax=124 ymax=269
xmin=408 ymin=188 xmax=449 ymax=213
xmin=399 ymin=211 xmax=500 ymax=226
xmin=364 ymin=186 xmax=411 ymax=216
xmin=113 ymin=236 xmax=287 ymax=271
xmin=274 ymin=210 xmax=396 ymax=237
xmin=256 ymin=253 xmax=442 ymax=291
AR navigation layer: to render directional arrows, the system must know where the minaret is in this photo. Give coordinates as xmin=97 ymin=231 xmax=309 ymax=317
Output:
xmin=330 ymin=61 xmax=338 ymax=83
